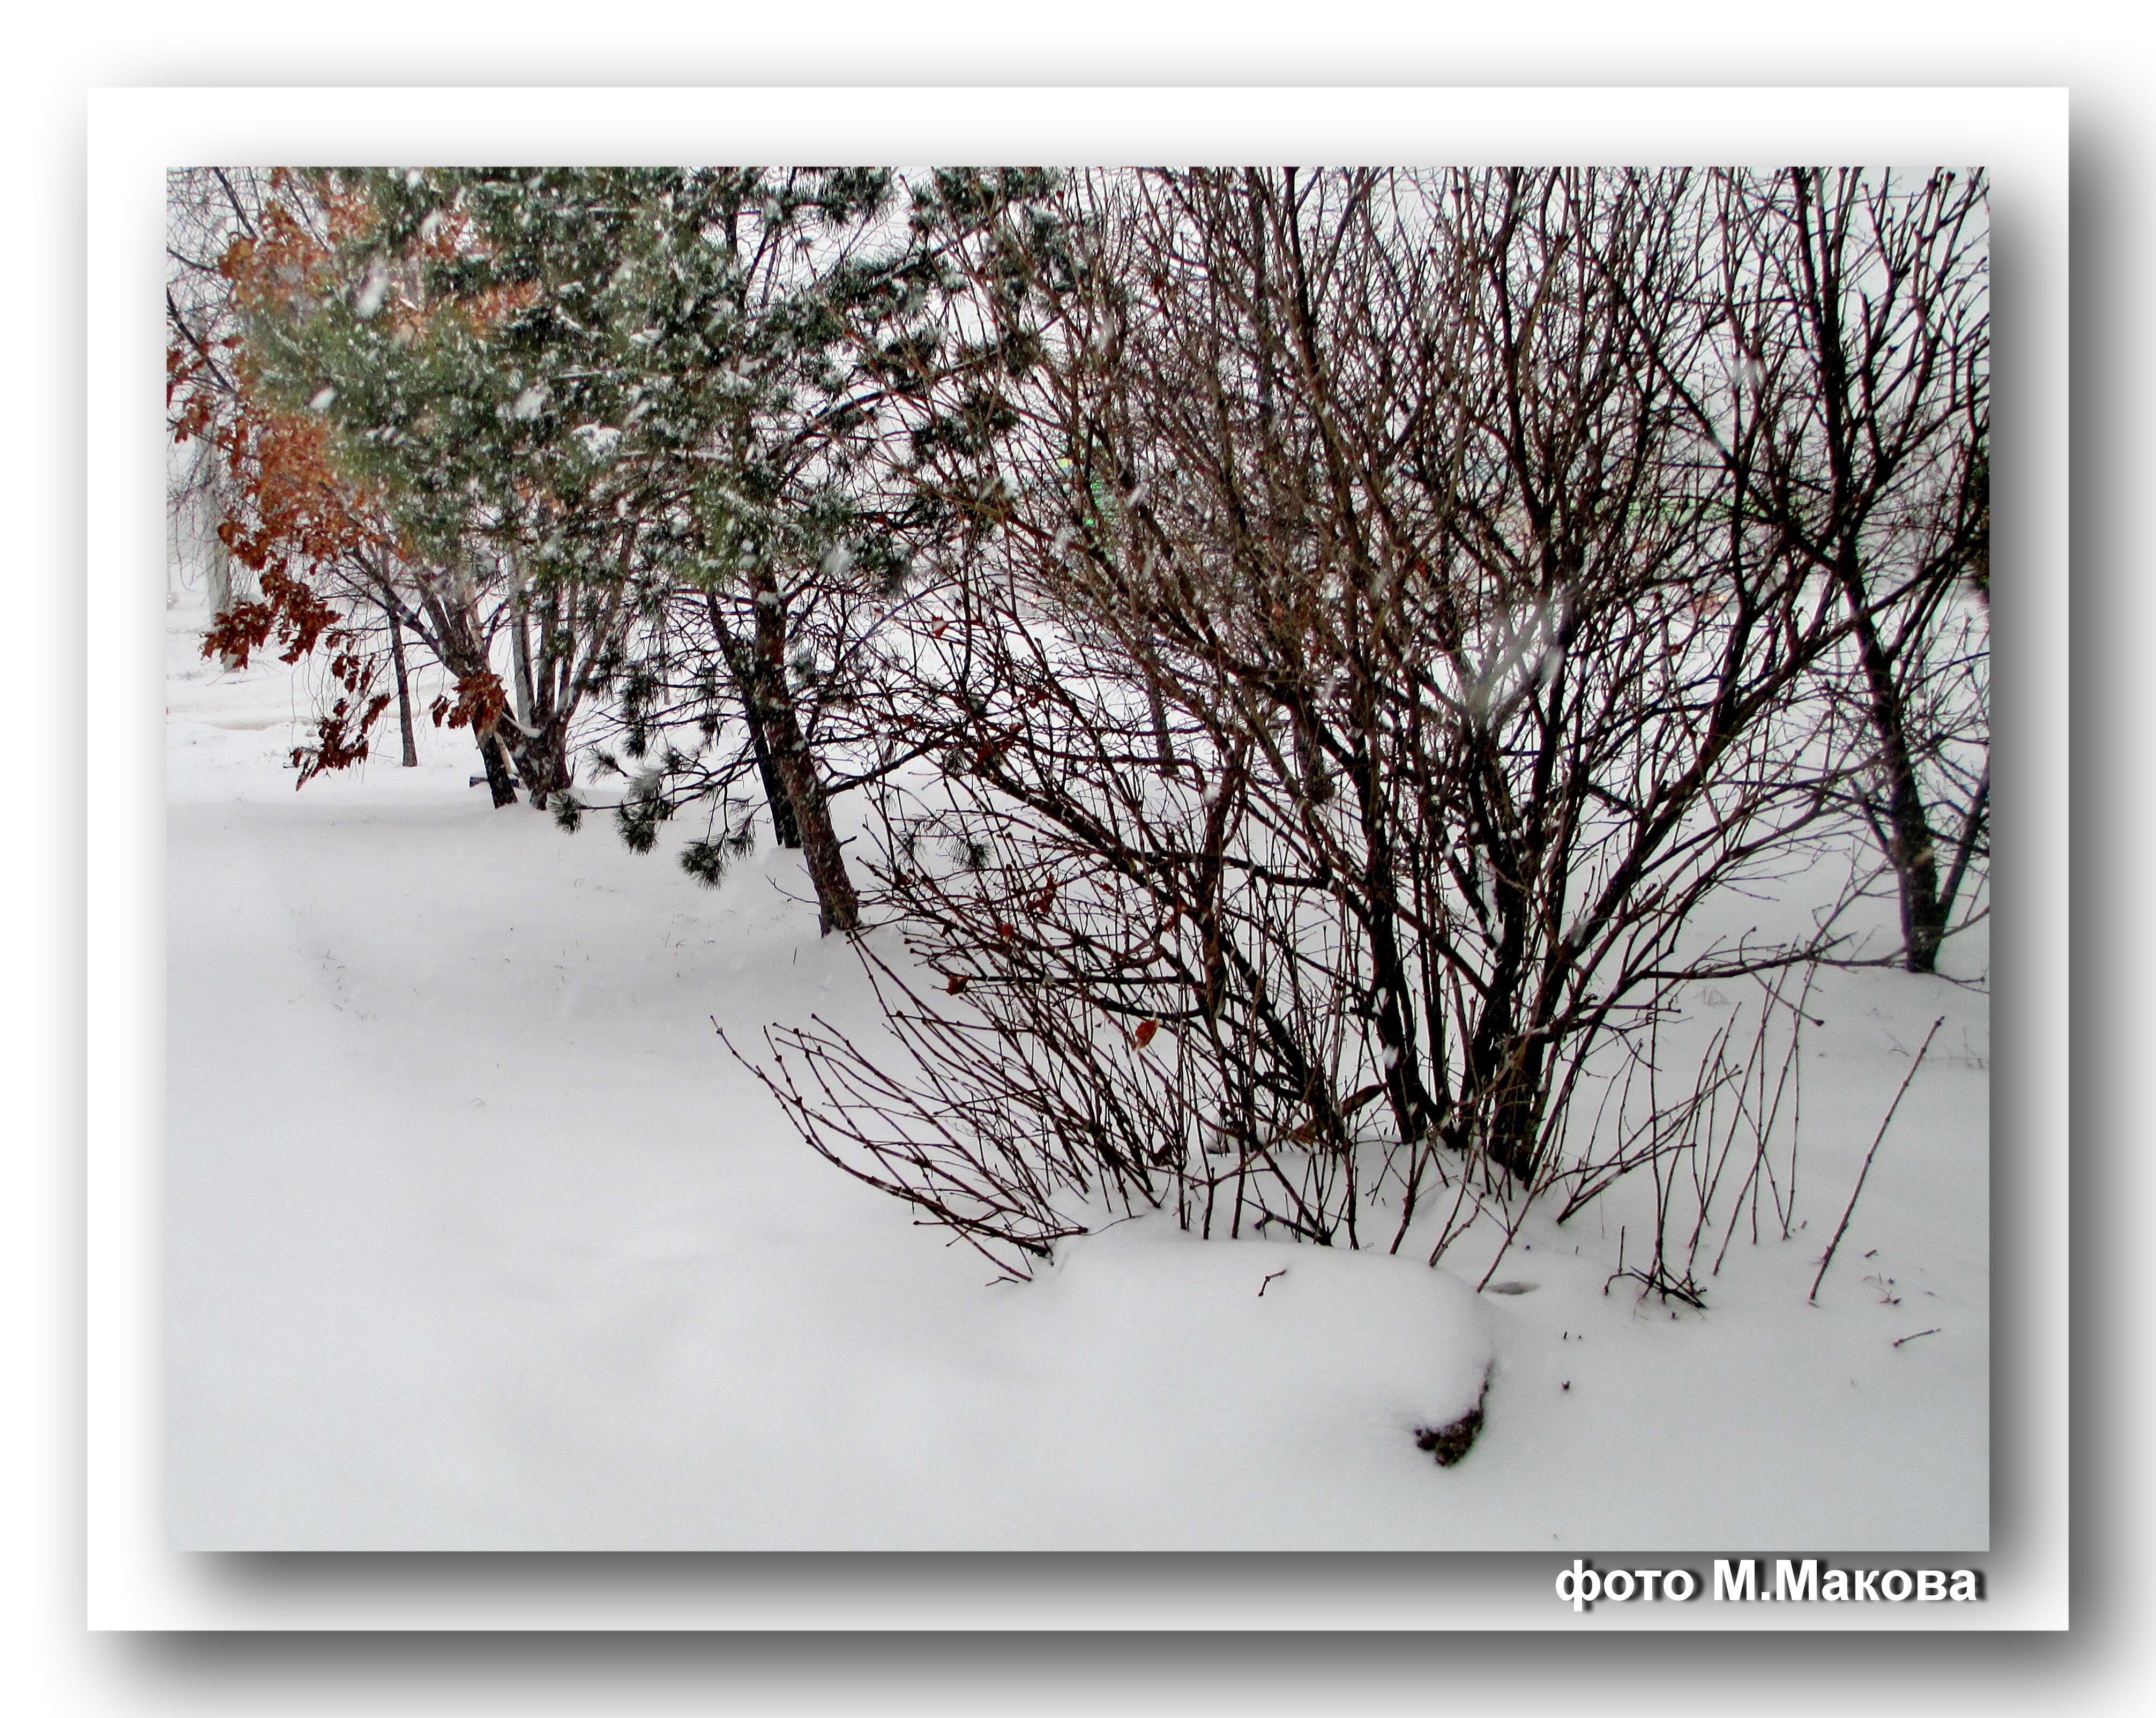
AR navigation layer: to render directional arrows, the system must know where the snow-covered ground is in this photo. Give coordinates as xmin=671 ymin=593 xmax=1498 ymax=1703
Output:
xmin=164 ymin=590 xmax=1988 ymax=1551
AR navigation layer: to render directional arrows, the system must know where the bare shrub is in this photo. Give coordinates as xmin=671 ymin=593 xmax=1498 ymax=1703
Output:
xmin=729 ymin=168 xmax=1981 ymax=1285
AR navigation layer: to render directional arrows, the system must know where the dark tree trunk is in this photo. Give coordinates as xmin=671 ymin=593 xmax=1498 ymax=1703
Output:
xmin=387 ymin=607 xmax=418 ymax=767
xmin=705 ymin=593 xmax=803 ymax=849
xmin=491 ymin=585 xmax=578 ymax=812
xmin=408 ymin=600 xmax=521 ymax=810
xmin=1452 ymin=744 xmax=1542 ymax=1183
xmin=475 ymin=725 xmax=519 ymax=807
xmin=1145 ymin=677 xmax=1178 ymax=778
xmin=1340 ymin=731 xmax=1437 ymax=1154
xmin=743 ymin=698 xmax=804 ymax=849
xmin=499 ymin=716 xmax=573 ymax=811
xmin=1838 ymin=561 xmax=1946 ymax=974
xmin=747 ymin=570 xmax=859 ymax=936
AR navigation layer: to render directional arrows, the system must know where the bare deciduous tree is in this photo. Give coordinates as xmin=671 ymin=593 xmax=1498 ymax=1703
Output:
xmin=1686 ymin=168 xmax=1989 ymax=973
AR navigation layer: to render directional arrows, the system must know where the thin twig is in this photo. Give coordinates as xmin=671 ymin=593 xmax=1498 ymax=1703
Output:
xmin=1892 ymin=1327 xmax=1941 ymax=1348
xmin=1810 ymin=1015 xmax=1944 ymax=1302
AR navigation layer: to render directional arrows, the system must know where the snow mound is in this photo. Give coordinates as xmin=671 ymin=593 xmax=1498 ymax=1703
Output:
xmin=1018 ymin=1219 xmax=1494 ymax=1480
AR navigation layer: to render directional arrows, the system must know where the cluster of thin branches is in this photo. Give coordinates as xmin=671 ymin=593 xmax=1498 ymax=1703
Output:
xmin=731 ymin=167 xmax=1986 ymax=1282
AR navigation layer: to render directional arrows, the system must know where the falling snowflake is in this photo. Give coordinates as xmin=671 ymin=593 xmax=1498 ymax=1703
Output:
xmin=354 ymin=260 xmax=391 ymax=320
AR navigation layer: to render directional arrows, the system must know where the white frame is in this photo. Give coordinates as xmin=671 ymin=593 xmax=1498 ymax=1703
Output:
xmin=89 ymin=85 xmax=2067 ymax=1630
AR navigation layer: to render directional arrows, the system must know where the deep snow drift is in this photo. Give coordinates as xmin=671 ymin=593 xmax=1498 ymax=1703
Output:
xmin=164 ymin=592 xmax=1988 ymax=1550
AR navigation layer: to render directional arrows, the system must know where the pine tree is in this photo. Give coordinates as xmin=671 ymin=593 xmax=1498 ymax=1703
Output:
xmin=212 ymin=166 xmax=1070 ymax=930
